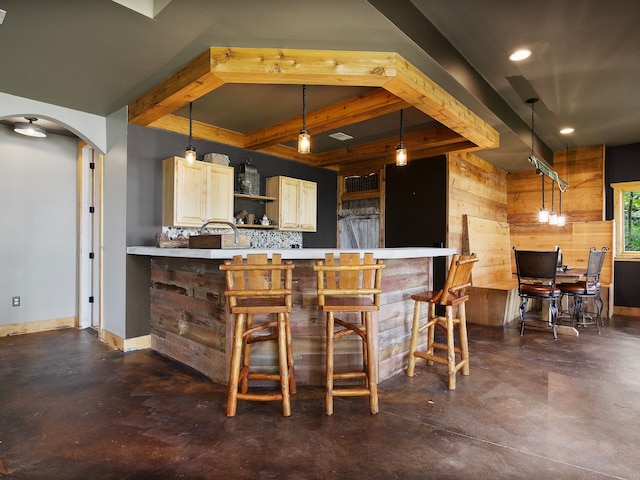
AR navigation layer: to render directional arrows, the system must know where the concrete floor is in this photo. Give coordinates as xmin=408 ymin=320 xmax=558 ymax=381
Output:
xmin=1 ymin=316 xmax=640 ymax=479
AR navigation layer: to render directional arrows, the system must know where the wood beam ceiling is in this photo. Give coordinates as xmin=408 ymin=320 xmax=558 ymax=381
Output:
xmin=129 ymin=47 xmax=499 ymax=170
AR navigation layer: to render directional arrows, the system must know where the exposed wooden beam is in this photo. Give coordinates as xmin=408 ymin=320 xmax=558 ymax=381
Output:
xmin=128 ymin=47 xmax=500 ymax=170
xmin=313 ymin=126 xmax=466 ymax=167
xmin=206 ymin=47 xmax=397 ymax=86
xmin=128 ymin=50 xmax=224 ymax=126
xmin=149 ymin=115 xmax=245 ymax=147
xmin=244 ymin=88 xmax=409 ymax=150
xmin=382 ymin=58 xmax=499 ymax=150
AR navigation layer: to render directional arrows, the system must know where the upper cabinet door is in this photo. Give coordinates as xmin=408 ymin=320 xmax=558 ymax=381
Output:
xmin=265 ymin=176 xmax=317 ymax=232
xmin=298 ymin=180 xmax=317 ymax=232
xmin=162 ymin=157 xmax=233 ymax=227
xmin=204 ymin=163 xmax=234 ymax=224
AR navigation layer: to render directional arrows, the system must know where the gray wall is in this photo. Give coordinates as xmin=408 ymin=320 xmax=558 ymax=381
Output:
xmin=123 ymin=124 xmax=338 ymax=337
xmin=0 ymin=124 xmax=78 ymax=326
xmin=126 ymin=125 xmax=338 ymax=247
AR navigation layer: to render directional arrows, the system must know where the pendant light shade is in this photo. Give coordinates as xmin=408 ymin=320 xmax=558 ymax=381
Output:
xmin=557 ymin=188 xmax=566 ymax=226
xmin=185 ymin=102 xmax=196 ymax=165
xmin=14 ymin=117 xmax=47 ymax=138
xmin=298 ymin=85 xmax=311 ymax=154
xmin=395 ymin=109 xmax=407 ymax=166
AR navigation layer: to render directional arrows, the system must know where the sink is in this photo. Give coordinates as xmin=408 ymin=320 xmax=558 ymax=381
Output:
xmin=188 ymin=233 xmax=250 ymax=249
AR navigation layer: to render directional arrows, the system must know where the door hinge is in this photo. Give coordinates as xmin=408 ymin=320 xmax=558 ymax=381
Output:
xmin=89 ymin=206 xmax=95 ymax=214
xmin=89 ymin=252 xmax=95 ymax=259
xmin=89 ymin=162 xmax=95 ymax=170
xmin=89 ymin=296 xmax=94 ymax=303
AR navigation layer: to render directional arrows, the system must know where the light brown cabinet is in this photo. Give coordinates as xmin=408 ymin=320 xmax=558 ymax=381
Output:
xmin=265 ymin=176 xmax=317 ymax=232
xmin=162 ymin=156 xmax=234 ymax=227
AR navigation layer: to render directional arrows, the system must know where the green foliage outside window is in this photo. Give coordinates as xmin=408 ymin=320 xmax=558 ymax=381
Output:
xmin=624 ymin=191 xmax=640 ymax=251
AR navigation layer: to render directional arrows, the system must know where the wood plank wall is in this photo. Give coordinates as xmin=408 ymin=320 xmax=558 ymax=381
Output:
xmin=507 ymin=145 xmax=605 ymax=224
xmin=447 ymin=151 xmax=508 ymax=253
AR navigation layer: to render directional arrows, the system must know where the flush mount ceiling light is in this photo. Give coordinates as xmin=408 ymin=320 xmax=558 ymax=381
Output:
xmin=14 ymin=117 xmax=47 ymax=138
xmin=297 ymin=85 xmax=311 ymax=154
xmin=395 ymin=109 xmax=407 ymax=166
xmin=560 ymin=127 xmax=575 ymax=135
xmin=509 ymin=49 xmax=532 ymax=61
xmin=184 ymin=102 xmax=196 ymax=165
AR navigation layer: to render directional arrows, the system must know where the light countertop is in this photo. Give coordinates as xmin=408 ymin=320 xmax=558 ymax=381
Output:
xmin=126 ymin=246 xmax=456 ymax=260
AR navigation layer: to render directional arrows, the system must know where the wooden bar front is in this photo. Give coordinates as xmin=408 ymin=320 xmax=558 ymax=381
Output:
xmin=139 ymin=249 xmax=450 ymax=386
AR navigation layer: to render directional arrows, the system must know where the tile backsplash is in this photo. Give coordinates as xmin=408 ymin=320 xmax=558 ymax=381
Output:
xmin=163 ymin=226 xmax=302 ymax=249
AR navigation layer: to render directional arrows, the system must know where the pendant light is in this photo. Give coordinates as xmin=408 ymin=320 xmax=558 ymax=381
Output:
xmin=557 ymin=185 xmax=566 ymax=226
xmin=538 ymin=172 xmax=549 ymax=222
xmin=14 ymin=117 xmax=47 ymax=138
xmin=185 ymin=102 xmax=196 ymax=165
xmin=395 ymin=109 xmax=407 ymax=166
xmin=297 ymin=85 xmax=311 ymax=154
xmin=557 ymin=145 xmax=568 ymax=226
xmin=527 ymin=98 xmax=548 ymax=223
xmin=548 ymin=179 xmax=558 ymax=225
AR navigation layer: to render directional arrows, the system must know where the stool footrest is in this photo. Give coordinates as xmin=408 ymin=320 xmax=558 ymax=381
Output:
xmin=237 ymin=392 xmax=283 ymax=402
xmin=332 ymin=387 xmax=372 ymax=397
xmin=333 ymin=372 xmax=367 ymax=380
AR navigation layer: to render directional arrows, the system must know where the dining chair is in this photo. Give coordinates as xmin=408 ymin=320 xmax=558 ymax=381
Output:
xmin=558 ymin=247 xmax=608 ymax=333
xmin=513 ymin=247 xmax=561 ymax=340
xmin=314 ymin=252 xmax=385 ymax=415
xmin=219 ymin=253 xmax=296 ymax=416
xmin=406 ymin=253 xmax=478 ymax=390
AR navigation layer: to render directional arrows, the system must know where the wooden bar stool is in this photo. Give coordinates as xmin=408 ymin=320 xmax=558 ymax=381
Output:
xmin=314 ymin=253 xmax=385 ymax=415
xmin=219 ymin=254 xmax=295 ymax=417
xmin=406 ymin=253 xmax=478 ymax=390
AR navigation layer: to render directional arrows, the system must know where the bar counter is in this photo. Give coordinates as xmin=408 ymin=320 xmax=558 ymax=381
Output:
xmin=127 ymin=247 xmax=455 ymax=386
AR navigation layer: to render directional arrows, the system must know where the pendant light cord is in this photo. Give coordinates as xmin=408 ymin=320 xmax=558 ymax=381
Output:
xmin=399 ymin=109 xmax=404 ymax=144
xmin=188 ymin=102 xmax=193 ymax=145
xmin=302 ymin=85 xmax=307 ymax=131
xmin=530 ymin=100 xmax=535 ymax=158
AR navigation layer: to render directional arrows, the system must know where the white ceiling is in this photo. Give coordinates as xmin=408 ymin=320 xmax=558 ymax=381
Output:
xmin=1 ymin=0 xmax=638 ymax=173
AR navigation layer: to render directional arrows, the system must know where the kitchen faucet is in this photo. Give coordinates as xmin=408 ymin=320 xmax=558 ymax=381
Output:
xmin=198 ymin=220 xmax=240 ymax=244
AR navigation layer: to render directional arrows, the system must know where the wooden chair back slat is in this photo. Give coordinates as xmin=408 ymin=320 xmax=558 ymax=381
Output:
xmin=439 ymin=254 xmax=479 ymax=305
xmin=220 ymin=254 xmax=294 ymax=309
xmin=314 ymin=253 xmax=385 ymax=307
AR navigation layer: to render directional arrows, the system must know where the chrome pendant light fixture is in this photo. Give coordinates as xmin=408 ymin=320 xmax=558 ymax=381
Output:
xmin=185 ymin=102 xmax=196 ymax=165
xmin=538 ymin=172 xmax=549 ymax=222
xmin=297 ymin=85 xmax=311 ymax=154
xmin=556 ymin=145 xmax=569 ymax=226
xmin=14 ymin=117 xmax=47 ymax=138
xmin=395 ymin=109 xmax=407 ymax=166
xmin=557 ymin=184 xmax=566 ymax=226
xmin=527 ymin=98 xmax=548 ymax=223
xmin=548 ymin=179 xmax=558 ymax=225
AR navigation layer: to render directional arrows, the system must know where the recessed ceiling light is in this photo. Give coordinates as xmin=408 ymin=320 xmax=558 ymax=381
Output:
xmin=329 ymin=132 xmax=353 ymax=141
xmin=509 ymin=49 xmax=532 ymax=61
xmin=560 ymin=127 xmax=575 ymax=135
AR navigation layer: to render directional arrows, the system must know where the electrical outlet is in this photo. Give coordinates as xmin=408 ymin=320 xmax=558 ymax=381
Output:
xmin=12 ymin=296 xmax=20 ymax=307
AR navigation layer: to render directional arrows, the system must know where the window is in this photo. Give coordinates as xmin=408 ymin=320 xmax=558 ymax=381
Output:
xmin=612 ymin=181 xmax=640 ymax=256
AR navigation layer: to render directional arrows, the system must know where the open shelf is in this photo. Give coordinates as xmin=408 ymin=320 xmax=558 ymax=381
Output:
xmin=238 ymin=224 xmax=275 ymax=229
xmin=234 ymin=193 xmax=275 ymax=202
